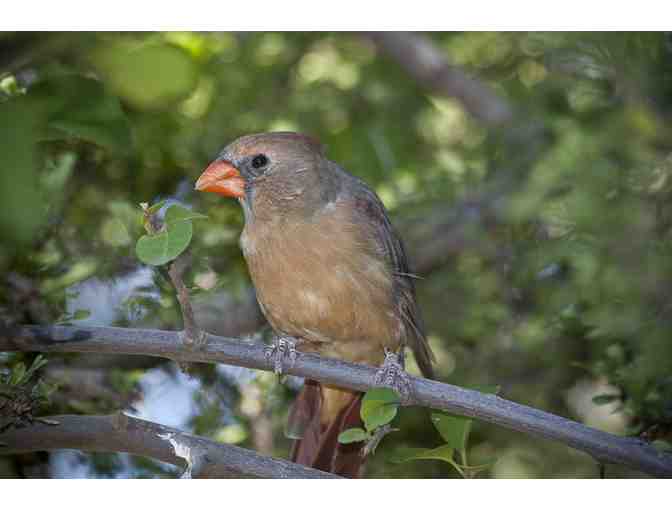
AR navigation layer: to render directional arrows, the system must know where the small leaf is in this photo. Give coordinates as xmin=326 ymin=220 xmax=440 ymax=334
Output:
xmin=135 ymin=204 xmax=207 ymax=266
xmin=9 ymin=363 xmax=26 ymax=385
xmin=71 ymin=309 xmax=91 ymax=321
xmin=338 ymin=428 xmax=368 ymax=444
xmin=392 ymin=444 xmax=455 ymax=464
xmin=360 ymin=388 xmax=401 ymax=432
xmin=136 ymin=214 xmax=192 ymax=266
xmin=592 ymin=394 xmax=620 ymax=405
xmin=22 ymin=355 xmax=48 ymax=383
xmin=431 ymin=411 xmax=472 ymax=451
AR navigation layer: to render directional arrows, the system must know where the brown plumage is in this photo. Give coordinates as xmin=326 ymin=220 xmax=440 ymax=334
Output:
xmin=195 ymin=132 xmax=434 ymax=476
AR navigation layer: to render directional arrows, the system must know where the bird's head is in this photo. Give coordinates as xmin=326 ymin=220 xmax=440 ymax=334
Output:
xmin=195 ymin=132 xmax=337 ymax=222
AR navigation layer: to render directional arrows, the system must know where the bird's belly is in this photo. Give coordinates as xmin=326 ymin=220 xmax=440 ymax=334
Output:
xmin=241 ymin=222 xmax=400 ymax=365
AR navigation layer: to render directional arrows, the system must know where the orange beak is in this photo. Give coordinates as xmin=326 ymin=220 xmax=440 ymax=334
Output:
xmin=194 ymin=160 xmax=246 ymax=198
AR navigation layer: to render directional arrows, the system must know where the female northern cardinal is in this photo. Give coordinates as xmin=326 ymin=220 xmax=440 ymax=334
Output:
xmin=195 ymin=132 xmax=434 ymax=476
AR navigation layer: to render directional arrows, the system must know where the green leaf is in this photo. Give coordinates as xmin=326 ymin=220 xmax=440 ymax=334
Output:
xmin=592 ymin=394 xmax=621 ymax=405
xmin=9 ymin=363 xmax=26 ymax=385
xmin=135 ymin=204 xmax=206 ymax=266
xmin=8 ymin=355 xmax=49 ymax=387
xmin=360 ymin=387 xmax=401 ymax=432
xmin=431 ymin=411 xmax=473 ymax=451
xmin=392 ymin=444 xmax=455 ymax=464
xmin=26 ymin=354 xmax=48 ymax=375
xmin=428 ymin=385 xmax=498 ymax=451
xmin=136 ymin=220 xmax=192 ymax=266
xmin=71 ymin=309 xmax=91 ymax=321
xmin=338 ymin=428 xmax=368 ymax=444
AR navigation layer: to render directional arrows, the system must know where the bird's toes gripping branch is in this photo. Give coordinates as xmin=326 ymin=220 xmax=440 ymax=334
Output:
xmin=373 ymin=348 xmax=413 ymax=403
xmin=264 ymin=336 xmax=299 ymax=375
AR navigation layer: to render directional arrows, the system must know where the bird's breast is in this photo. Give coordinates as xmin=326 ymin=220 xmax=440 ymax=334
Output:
xmin=240 ymin=208 xmax=400 ymax=365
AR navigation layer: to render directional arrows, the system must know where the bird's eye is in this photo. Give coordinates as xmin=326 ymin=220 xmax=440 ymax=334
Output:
xmin=251 ymin=154 xmax=269 ymax=169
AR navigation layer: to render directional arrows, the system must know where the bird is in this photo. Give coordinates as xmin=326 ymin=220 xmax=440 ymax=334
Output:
xmin=195 ymin=132 xmax=434 ymax=477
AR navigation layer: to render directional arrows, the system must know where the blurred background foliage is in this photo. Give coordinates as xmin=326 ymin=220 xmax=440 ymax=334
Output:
xmin=1 ymin=31 xmax=672 ymax=478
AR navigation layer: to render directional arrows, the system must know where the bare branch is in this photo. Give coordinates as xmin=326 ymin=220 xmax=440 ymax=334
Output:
xmin=366 ymin=32 xmax=515 ymax=127
xmin=0 ymin=412 xmax=338 ymax=478
xmin=2 ymin=324 xmax=671 ymax=477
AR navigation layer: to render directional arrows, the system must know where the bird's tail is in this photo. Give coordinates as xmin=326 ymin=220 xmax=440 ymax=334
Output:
xmin=287 ymin=380 xmax=365 ymax=477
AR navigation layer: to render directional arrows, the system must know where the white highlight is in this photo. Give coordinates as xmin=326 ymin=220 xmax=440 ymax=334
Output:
xmin=158 ymin=432 xmax=195 ymax=479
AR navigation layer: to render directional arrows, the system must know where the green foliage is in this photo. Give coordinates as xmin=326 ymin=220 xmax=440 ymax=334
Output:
xmin=0 ymin=355 xmax=57 ymax=433
xmin=394 ymin=385 xmax=500 ymax=478
xmin=91 ymin=39 xmax=199 ymax=110
xmin=338 ymin=387 xmax=401 ymax=447
xmin=4 ymin=355 xmax=49 ymax=387
xmin=338 ymin=427 xmax=369 ymax=444
xmin=392 ymin=444 xmax=455 ymax=464
xmin=135 ymin=203 xmax=207 ymax=266
xmin=431 ymin=412 xmax=472 ymax=451
xmin=360 ymin=387 xmax=401 ymax=431
xmin=36 ymin=74 xmax=132 ymax=153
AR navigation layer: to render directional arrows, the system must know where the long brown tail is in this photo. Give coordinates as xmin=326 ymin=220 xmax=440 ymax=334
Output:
xmin=287 ymin=380 xmax=365 ymax=477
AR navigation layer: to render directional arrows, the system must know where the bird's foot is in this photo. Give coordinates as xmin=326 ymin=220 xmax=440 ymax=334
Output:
xmin=265 ymin=335 xmax=299 ymax=375
xmin=373 ymin=348 xmax=413 ymax=403
xmin=183 ymin=330 xmax=208 ymax=350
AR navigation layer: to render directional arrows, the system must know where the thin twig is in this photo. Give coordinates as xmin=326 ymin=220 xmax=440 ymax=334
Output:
xmin=167 ymin=252 xmax=203 ymax=347
xmin=2 ymin=324 xmax=671 ymax=478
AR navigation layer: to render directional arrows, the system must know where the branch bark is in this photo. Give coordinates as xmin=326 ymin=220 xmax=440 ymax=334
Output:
xmin=2 ymin=324 xmax=671 ymax=477
xmin=168 ymin=253 xmax=202 ymax=347
xmin=0 ymin=412 xmax=338 ymax=478
xmin=366 ymin=32 xmax=515 ymax=127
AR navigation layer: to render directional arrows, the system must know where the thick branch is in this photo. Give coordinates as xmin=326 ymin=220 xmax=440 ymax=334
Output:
xmin=0 ymin=412 xmax=338 ymax=478
xmin=366 ymin=32 xmax=515 ymax=127
xmin=2 ymin=324 xmax=671 ymax=477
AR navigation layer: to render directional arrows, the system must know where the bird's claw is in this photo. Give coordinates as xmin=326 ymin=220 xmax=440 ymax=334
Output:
xmin=373 ymin=348 xmax=412 ymax=403
xmin=184 ymin=330 xmax=208 ymax=350
xmin=265 ymin=336 xmax=299 ymax=375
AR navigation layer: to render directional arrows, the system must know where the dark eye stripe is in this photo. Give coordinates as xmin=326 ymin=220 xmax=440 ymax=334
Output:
xmin=251 ymin=154 xmax=268 ymax=169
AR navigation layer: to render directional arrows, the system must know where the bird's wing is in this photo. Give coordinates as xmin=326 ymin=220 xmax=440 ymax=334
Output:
xmin=343 ymin=173 xmax=435 ymax=379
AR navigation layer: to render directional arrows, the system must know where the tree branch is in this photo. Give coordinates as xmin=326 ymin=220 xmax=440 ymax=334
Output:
xmin=366 ymin=32 xmax=515 ymax=127
xmin=168 ymin=253 xmax=202 ymax=347
xmin=2 ymin=324 xmax=671 ymax=477
xmin=0 ymin=412 xmax=338 ymax=478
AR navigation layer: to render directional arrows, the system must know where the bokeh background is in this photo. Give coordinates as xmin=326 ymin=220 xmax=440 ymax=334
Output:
xmin=1 ymin=31 xmax=672 ymax=478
